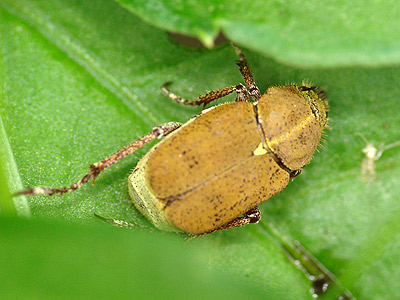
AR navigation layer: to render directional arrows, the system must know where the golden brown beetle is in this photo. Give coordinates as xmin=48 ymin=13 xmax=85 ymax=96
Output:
xmin=16 ymin=44 xmax=328 ymax=234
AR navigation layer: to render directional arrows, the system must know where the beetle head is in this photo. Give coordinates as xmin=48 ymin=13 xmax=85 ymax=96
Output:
xmin=298 ymin=85 xmax=328 ymax=129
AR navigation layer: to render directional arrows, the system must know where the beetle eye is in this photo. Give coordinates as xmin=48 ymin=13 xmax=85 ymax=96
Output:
xmin=300 ymin=86 xmax=328 ymax=109
xmin=300 ymin=85 xmax=326 ymax=99
xmin=299 ymin=85 xmax=313 ymax=92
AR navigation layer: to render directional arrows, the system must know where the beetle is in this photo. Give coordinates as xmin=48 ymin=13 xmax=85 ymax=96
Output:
xmin=15 ymin=44 xmax=328 ymax=234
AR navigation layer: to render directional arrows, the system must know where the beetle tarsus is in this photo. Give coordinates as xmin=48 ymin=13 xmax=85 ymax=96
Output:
xmin=231 ymin=42 xmax=261 ymax=101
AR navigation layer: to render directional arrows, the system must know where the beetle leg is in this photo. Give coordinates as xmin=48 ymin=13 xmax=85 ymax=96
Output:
xmin=94 ymin=213 xmax=152 ymax=231
xmin=231 ymin=42 xmax=261 ymax=102
xmin=162 ymin=82 xmax=250 ymax=109
xmin=290 ymin=169 xmax=302 ymax=179
xmin=14 ymin=122 xmax=182 ymax=197
xmin=204 ymin=207 xmax=261 ymax=234
xmin=94 ymin=213 xmax=136 ymax=229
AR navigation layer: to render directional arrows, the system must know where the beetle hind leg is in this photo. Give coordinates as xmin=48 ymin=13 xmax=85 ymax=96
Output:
xmin=14 ymin=122 xmax=182 ymax=197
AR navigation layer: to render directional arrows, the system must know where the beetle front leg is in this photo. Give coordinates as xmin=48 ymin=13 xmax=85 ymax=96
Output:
xmin=14 ymin=122 xmax=182 ymax=197
xmin=162 ymin=82 xmax=250 ymax=108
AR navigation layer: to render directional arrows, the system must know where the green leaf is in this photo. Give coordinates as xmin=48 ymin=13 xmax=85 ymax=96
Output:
xmin=1 ymin=0 xmax=400 ymax=299
xmin=0 ymin=107 xmax=30 ymax=217
xmin=116 ymin=0 xmax=400 ymax=67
